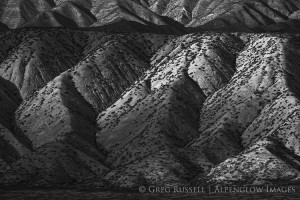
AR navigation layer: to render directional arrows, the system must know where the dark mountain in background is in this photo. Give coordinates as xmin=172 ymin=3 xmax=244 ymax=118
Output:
xmin=0 ymin=0 xmax=300 ymax=32
xmin=0 ymin=0 xmax=300 ymax=191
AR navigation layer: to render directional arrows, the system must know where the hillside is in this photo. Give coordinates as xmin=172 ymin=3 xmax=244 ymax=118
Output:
xmin=0 ymin=27 xmax=299 ymax=189
xmin=0 ymin=28 xmax=171 ymax=187
xmin=0 ymin=0 xmax=300 ymax=193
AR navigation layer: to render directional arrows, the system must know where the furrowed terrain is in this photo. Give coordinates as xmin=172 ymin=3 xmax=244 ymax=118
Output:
xmin=0 ymin=0 xmax=300 ymax=192
xmin=0 ymin=27 xmax=299 ymax=189
xmin=0 ymin=28 xmax=170 ymax=187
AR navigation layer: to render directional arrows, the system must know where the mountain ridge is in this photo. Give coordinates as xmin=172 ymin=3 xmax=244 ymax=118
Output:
xmin=0 ymin=0 xmax=300 ymax=33
xmin=0 ymin=0 xmax=300 ymax=192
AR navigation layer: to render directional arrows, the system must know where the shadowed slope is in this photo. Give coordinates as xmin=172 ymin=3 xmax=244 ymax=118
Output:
xmin=52 ymin=1 xmax=96 ymax=27
xmin=0 ymin=29 xmax=86 ymax=98
xmin=190 ymin=35 xmax=300 ymax=185
xmin=1 ymin=0 xmax=55 ymax=28
xmin=0 ymin=28 xmax=170 ymax=187
xmin=95 ymin=33 xmax=243 ymax=188
xmin=0 ymin=27 xmax=300 ymax=188
xmin=20 ymin=11 xmax=79 ymax=28
xmin=22 ymin=2 xmax=97 ymax=28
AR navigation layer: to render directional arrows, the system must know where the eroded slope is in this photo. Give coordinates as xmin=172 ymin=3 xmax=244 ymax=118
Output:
xmin=95 ymin=33 xmax=244 ymax=188
xmin=0 ymin=28 xmax=300 ymax=188
xmin=0 ymin=28 xmax=170 ymax=186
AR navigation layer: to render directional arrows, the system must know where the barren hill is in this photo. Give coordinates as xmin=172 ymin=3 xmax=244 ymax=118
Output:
xmin=0 ymin=27 xmax=299 ymax=188
xmin=0 ymin=0 xmax=300 ymax=191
